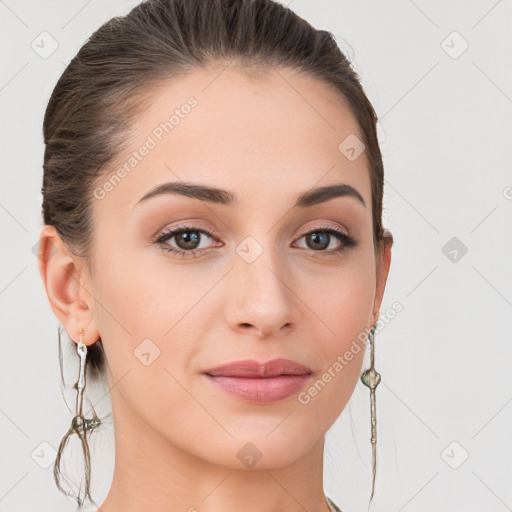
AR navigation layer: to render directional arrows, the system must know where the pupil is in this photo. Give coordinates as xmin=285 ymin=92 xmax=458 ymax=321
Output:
xmin=177 ymin=231 xmax=199 ymax=249
xmin=308 ymin=232 xmax=328 ymax=250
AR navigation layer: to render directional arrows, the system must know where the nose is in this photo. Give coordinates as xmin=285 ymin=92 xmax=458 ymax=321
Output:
xmin=225 ymin=245 xmax=301 ymax=339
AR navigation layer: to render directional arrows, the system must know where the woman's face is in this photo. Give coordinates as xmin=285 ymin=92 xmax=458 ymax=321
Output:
xmin=67 ymin=66 xmax=391 ymax=469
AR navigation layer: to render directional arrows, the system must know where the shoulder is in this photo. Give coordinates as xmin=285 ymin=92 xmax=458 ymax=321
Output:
xmin=327 ymin=496 xmax=343 ymax=512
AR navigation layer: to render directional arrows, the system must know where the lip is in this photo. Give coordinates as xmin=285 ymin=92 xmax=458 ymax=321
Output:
xmin=204 ymin=358 xmax=312 ymax=378
xmin=203 ymin=358 xmax=313 ymax=404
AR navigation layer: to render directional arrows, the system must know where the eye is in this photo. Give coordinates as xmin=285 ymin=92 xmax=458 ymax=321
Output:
xmin=155 ymin=225 xmax=219 ymax=257
xmin=154 ymin=224 xmax=357 ymax=258
xmin=293 ymin=226 xmax=357 ymax=255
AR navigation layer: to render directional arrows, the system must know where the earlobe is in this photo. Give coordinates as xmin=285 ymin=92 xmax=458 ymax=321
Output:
xmin=37 ymin=225 xmax=99 ymax=344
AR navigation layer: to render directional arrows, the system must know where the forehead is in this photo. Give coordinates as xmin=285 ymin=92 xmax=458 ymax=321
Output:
xmin=97 ymin=65 xmax=371 ymax=214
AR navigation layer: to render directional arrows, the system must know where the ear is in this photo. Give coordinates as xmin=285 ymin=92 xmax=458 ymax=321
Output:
xmin=371 ymin=228 xmax=393 ymax=326
xmin=37 ymin=225 xmax=99 ymax=346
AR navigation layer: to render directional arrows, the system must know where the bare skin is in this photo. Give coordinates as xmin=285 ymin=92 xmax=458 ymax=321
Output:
xmin=38 ymin=64 xmax=392 ymax=512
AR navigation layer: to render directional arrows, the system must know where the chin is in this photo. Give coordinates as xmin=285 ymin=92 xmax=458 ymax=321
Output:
xmin=195 ymin=431 xmax=317 ymax=470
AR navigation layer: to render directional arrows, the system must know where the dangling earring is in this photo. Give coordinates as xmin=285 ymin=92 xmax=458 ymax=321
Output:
xmin=360 ymin=324 xmax=381 ymax=504
xmin=71 ymin=328 xmax=101 ymax=434
xmin=53 ymin=327 xmax=101 ymax=508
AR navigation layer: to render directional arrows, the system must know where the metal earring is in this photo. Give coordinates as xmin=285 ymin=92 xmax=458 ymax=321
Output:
xmin=360 ymin=324 xmax=381 ymax=503
xmin=72 ymin=327 xmax=101 ymax=434
xmin=54 ymin=328 xmax=102 ymax=508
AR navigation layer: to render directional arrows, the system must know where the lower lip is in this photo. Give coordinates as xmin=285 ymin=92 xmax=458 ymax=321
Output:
xmin=204 ymin=374 xmax=312 ymax=404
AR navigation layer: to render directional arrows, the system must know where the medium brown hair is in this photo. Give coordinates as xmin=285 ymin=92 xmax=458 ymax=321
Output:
xmin=42 ymin=0 xmax=388 ymax=508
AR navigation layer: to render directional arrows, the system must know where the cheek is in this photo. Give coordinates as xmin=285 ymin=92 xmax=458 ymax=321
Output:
xmin=301 ymin=258 xmax=374 ymax=403
xmin=304 ymin=254 xmax=376 ymax=340
xmin=90 ymin=244 xmax=215 ymax=386
xmin=283 ymin=269 xmax=373 ymax=417
xmin=90 ymin=255 xmax=199 ymax=435
xmin=296 ymin=321 xmax=367 ymax=430
xmin=89 ymin=247 xmax=168 ymax=377
xmin=91 ymin=241 xmax=179 ymax=335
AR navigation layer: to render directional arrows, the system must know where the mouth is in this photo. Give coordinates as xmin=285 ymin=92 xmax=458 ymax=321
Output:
xmin=203 ymin=358 xmax=313 ymax=404
xmin=204 ymin=358 xmax=313 ymax=378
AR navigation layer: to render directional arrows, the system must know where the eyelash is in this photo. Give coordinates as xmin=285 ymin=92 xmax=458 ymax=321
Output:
xmin=154 ymin=224 xmax=357 ymax=258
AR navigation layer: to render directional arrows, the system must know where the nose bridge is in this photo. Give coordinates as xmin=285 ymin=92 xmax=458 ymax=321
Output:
xmin=236 ymin=230 xmax=287 ymax=291
xmin=227 ymin=231 xmax=299 ymax=336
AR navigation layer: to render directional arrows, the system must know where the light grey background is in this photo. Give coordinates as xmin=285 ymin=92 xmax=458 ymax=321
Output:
xmin=1 ymin=1 xmax=511 ymax=511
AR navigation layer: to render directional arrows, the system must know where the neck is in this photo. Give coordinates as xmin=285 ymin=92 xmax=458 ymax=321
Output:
xmin=97 ymin=388 xmax=332 ymax=512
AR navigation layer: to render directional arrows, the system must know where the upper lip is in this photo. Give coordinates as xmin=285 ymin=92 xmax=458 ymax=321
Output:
xmin=204 ymin=358 xmax=312 ymax=378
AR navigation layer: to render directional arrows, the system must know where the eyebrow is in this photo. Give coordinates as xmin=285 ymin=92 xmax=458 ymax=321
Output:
xmin=136 ymin=181 xmax=366 ymax=209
